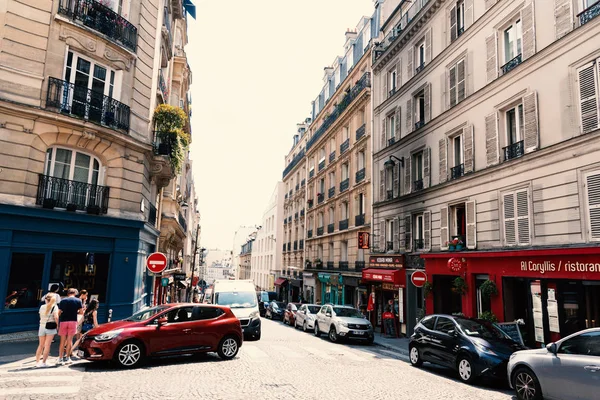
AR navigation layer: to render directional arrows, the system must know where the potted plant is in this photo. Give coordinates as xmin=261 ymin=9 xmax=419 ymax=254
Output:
xmin=479 ymin=279 xmax=498 ymax=299
xmin=423 ymin=281 xmax=433 ymax=297
xmin=445 ymin=240 xmax=455 ymax=251
xmin=153 ymin=104 xmax=190 ymax=175
xmin=86 ymin=205 xmax=101 ymax=215
xmin=66 ymin=203 xmax=77 ymax=212
xmin=42 ymin=198 xmax=56 ymax=209
xmin=451 ymin=276 xmax=468 ymax=295
xmin=447 ymin=237 xmax=464 ymax=251
xmin=478 ymin=311 xmax=498 ymax=323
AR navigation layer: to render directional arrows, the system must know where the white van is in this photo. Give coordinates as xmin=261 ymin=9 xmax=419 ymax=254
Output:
xmin=211 ymin=280 xmax=261 ymax=340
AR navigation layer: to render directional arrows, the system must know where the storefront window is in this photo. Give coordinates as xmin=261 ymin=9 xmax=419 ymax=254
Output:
xmin=5 ymin=253 xmax=45 ymax=309
xmin=476 ymin=275 xmax=491 ymax=316
xmin=50 ymin=252 xmax=110 ymax=303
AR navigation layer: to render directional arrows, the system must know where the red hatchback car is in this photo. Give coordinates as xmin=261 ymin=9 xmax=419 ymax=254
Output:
xmin=283 ymin=303 xmax=301 ymax=326
xmin=78 ymin=303 xmax=243 ymax=368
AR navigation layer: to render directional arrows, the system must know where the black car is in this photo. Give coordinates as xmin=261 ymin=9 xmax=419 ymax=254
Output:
xmin=409 ymin=314 xmax=527 ymax=384
xmin=265 ymin=301 xmax=286 ymax=320
xmin=257 ymin=291 xmax=277 ymax=317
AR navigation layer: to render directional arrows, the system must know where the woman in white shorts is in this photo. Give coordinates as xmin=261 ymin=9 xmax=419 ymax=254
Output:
xmin=36 ymin=294 xmax=59 ymax=367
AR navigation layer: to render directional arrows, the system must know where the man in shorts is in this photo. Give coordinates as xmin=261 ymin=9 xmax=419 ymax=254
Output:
xmin=57 ymin=288 xmax=82 ymax=365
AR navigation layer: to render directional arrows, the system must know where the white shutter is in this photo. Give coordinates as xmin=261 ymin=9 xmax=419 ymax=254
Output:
xmin=485 ymin=112 xmax=499 ymax=166
xmin=440 ymin=206 xmax=449 ymax=250
xmin=424 ymin=83 xmax=431 ymax=123
xmin=404 ymin=215 xmax=412 ymax=252
xmin=407 ymin=47 xmax=414 ymax=80
xmin=464 ymin=125 xmax=474 ymax=173
xmin=554 ymin=0 xmax=573 ymax=40
xmin=441 ymin=70 xmax=448 ymax=112
xmin=393 ymin=218 xmax=400 ymax=251
xmin=516 ymin=189 xmax=530 ymax=245
xmin=449 ymin=64 xmax=457 ymax=107
xmin=485 ymin=0 xmax=497 ymax=10
xmin=423 ymin=147 xmax=431 ymax=189
xmin=457 ymin=59 xmax=466 ymax=102
xmin=466 ymin=200 xmax=477 ymax=250
xmin=578 ymin=63 xmax=599 ymax=133
xmin=423 ymin=211 xmax=431 ymax=251
xmin=398 ymin=216 xmax=406 ymax=251
xmin=523 ymin=91 xmax=539 ymax=153
xmin=465 ymin=0 xmax=474 ymax=29
xmin=382 ymin=73 xmax=388 ymax=103
xmin=521 ymin=2 xmax=536 ymax=61
xmin=406 ymin=98 xmax=413 ymax=133
xmin=395 ymin=106 xmax=402 ymax=138
xmin=485 ymin=32 xmax=498 ymax=83
xmin=379 ymin=169 xmax=385 ymax=201
xmin=381 ymin=119 xmax=387 ymax=150
xmin=439 ymin=137 xmax=448 ymax=183
xmin=425 ymin=28 xmax=432 ymax=64
xmin=393 ymin=163 xmax=400 ymax=197
xmin=404 ymin=155 xmax=411 ymax=195
xmin=450 ymin=5 xmax=457 ymax=42
xmin=380 ymin=220 xmax=385 ymax=250
xmin=503 ymin=193 xmax=517 ymax=245
xmin=585 ymin=172 xmax=600 ymax=240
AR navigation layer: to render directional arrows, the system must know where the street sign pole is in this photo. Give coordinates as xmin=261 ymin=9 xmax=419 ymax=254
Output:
xmin=188 ymin=224 xmax=200 ymax=302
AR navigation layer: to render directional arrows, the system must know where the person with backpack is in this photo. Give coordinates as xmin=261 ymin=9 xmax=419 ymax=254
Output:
xmin=36 ymin=294 xmax=59 ymax=367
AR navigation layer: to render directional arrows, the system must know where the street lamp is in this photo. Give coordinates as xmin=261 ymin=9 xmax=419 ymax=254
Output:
xmin=384 ymin=155 xmax=404 ymax=169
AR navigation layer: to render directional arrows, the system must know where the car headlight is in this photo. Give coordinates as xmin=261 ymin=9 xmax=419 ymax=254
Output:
xmin=339 ymin=321 xmax=348 ymax=327
xmin=475 ymin=342 xmax=498 ymax=356
xmin=94 ymin=329 xmax=123 ymax=342
xmin=249 ymin=311 xmax=259 ymax=319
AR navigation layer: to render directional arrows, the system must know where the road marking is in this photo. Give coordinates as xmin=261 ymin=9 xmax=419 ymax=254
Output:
xmin=270 ymin=344 xmax=303 ymax=358
xmin=300 ymin=346 xmax=334 ymax=360
xmin=242 ymin=345 xmax=269 ymax=360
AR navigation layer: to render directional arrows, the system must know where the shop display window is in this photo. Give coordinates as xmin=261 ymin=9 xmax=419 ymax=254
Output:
xmin=5 ymin=253 xmax=45 ymax=309
xmin=50 ymin=252 xmax=110 ymax=302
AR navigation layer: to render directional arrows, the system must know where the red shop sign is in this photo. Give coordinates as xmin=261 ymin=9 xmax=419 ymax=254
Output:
xmin=448 ymin=257 xmax=465 ymax=273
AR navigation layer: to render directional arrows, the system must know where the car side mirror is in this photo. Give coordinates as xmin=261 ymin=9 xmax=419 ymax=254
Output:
xmin=326 ymin=312 xmax=332 ymax=317
xmin=546 ymin=342 xmax=558 ymax=354
xmin=157 ymin=317 xmax=168 ymax=327
xmin=447 ymin=329 xmax=457 ymax=337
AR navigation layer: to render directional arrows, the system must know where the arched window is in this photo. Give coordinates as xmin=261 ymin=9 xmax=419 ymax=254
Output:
xmin=45 ymin=147 xmax=103 ymax=185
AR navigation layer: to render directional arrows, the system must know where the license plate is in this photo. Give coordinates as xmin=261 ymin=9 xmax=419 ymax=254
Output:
xmin=77 ymin=350 xmax=84 ymax=358
xmin=353 ymin=331 xmax=365 ymax=335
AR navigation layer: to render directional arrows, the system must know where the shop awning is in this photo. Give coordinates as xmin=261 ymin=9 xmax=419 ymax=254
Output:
xmin=274 ymin=278 xmax=288 ymax=286
xmin=362 ymin=268 xmax=402 ymax=285
xmin=317 ymin=273 xmax=330 ymax=283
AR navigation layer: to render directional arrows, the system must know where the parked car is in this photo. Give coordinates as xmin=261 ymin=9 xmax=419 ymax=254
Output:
xmin=201 ymin=287 xmax=213 ymax=303
xmin=78 ymin=304 xmax=243 ymax=368
xmin=507 ymin=328 xmax=600 ymax=400
xmin=211 ymin=280 xmax=261 ymax=340
xmin=314 ymin=304 xmax=373 ymax=344
xmin=409 ymin=314 xmax=527 ymax=384
xmin=256 ymin=291 xmax=277 ymax=317
xmin=283 ymin=303 xmax=301 ymax=326
xmin=265 ymin=301 xmax=286 ymax=320
xmin=294 ymin=304 xmax=321 ymax=332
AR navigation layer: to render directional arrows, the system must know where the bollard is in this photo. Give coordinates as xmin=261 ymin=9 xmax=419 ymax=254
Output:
xmin=108 ymin=309 xmax=113 ymax=322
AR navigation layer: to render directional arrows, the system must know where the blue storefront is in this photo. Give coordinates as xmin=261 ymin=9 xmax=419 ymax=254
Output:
xmin=318 ymin=272 xmax=344 ymax=305
xmin=0 ymin=204 xmax=158 ymax=333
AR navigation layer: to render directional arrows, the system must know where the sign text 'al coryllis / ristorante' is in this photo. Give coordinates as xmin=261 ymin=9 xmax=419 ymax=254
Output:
xmin=521 ymin=260 xmax=600 ymax=274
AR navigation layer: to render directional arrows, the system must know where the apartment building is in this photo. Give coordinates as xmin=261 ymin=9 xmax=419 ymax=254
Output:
xmin=239 ymin=238 xmax=254 ymax=281
xmin=372 ymin=0 xmax=600 ymax=343
xmin=303 ymin=13 xmax=379 ymax=308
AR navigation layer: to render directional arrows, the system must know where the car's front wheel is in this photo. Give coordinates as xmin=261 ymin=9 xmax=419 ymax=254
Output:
xmin=314 ymin=323 xmax=321 ymax=337
xmin=409 ymin=345 xmax=422 ymax=366
xmin=217 ymin=336 xmax=240 ymax=360
xmin=457 ymin=355 xmax=475 ymax=384
xmin=328 ymin=326 xmax=339 ymax=343
xmin=513 ymin=367 xmax=543 ymax=400
xmin=114 ymin=341 xmax=144 ymax=369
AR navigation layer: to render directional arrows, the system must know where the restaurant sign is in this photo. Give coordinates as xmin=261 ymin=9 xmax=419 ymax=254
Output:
xmin=520 ymin=260 xmax=600 ymax=274
xmin=369 ymin=255 xmax=404 ymax=268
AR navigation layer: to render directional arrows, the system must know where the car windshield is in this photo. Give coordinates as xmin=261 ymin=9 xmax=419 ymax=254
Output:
xmin=456 ymin=319 xmax=510 ymax=340
xmin=333 ymin=307 xmax=364 ymax=318
xmin=125 ymin=306 xmax=169 ymax=321
xmin=274 ymin=302 xmax=286 ymax=309
xmin=307 ymin=306 xmax=321 ymax=314
xmin=258 ymin=292 xmax=269 ymax=302
xmin=214 ymin=292 xmax=257 ymax=308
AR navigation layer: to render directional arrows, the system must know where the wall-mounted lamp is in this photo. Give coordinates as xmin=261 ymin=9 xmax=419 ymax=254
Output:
xmin=384 ymin=155 xmax=404 ymax=169
xmin=179 ymin=200 xmax=189 ymax=210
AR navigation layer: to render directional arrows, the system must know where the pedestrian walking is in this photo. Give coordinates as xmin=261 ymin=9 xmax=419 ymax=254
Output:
xmin=72 ymin=299 xmax=99 ymax=355
xmin=57 ymin=288 xmax=82 ymax=365
xmin=36 ymin=294 xmax=59 ymax=367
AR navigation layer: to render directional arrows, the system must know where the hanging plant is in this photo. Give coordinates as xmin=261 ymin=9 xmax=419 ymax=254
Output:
xmin=451 ymin=276 xmax=468 ymax=295
xmin=153 ymin=104 xmax=190 ymax=175
xmin=479 ymin=279 xmax=498 ymax=299
xmin=422 ymin=281 xmax=433 ymax=297
xmin=478 ymin=311 xmax=498 ymax=323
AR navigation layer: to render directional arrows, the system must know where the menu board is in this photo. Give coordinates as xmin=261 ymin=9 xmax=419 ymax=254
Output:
xmin=547 ymin=288 xmax=560 ymax=333
xmin=497 ymin=322 xmax=524 ymax=345
xmin=531 ymin=283 xmax=544 ymax=343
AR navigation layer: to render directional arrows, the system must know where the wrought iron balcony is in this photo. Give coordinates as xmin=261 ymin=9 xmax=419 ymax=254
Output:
xmin=36 ymin=174 xmax=110 ymax=215
xmin=327 ymin=223 xmax=335 ymax=234
xmin=356 ymin=168 xmax=365 ymax=183
xmin=501 ymin=54 xmax=522 ymax=75
xmin=148 ymin=202 xmax=157 ymax=225
xmin=283 ymin=148 xmax=306 ymax=179
xmin=356 ymin=124 xmax=366 ymax=141
xmin=339 ymin=261 xmax=349 ymax=271
xmin=329 ymin=152 xmax=336 ymax=163
xmin=340 ymin=178 xmax=349 ymax=192
xmin=386 ymin=241 xmax=394 ymax=251
xmin=317 ymin=227 xmax=324 ymax=236
xmin=327 ymin=261 xmax=334 ymax=270
xmin=579 ymin=1 xmax=600 ymax=25
xmin=387 ymin=190 xmax=393 ymax=200
xmin=414 ymin=239 xmax=424 ymax=250
xmin=317 ymin=193 xmax=325 ymax=204
xmin=153 ymin=138 xmax=172 ymax=156
xmin=46 ymin=77 xmax=130 ymax=131
xmin=450 ymin=163 xmax=464 ymax=180
xmin=416 ymin=62 xmax=426 ymax=74
xmin=340 ymin=138 xmax=350 ymax=154
xmin=415 ymin=120 xmax=425 ymax=130
xmin=158 ymin=69 xmax=169 ymax=101
xmin=413 ymin=179 xmax=424 ymax=192
xmin=328 ymin=187 xmax=335 ymax=199
xmin=294 ymin=241 xmax=298 ymax=250
xmin=504 ymin=140 xmax=524 ymax=161
xmin=309 ymin=169 xmax=315 ymax=179
xmin=339 ymin=219 xmax=349 ymax=231
xmin=388 ymin=137 xmax=396 ymax=146
xmin=318 ymin=160 xmax=326 ymax=171
xmin=307 ymin=229 xmax=313 ymax=238
xmin=388 ymin=87 xmax=397 ymax=98
xmin=58 ymin=0 xmax=137 ymax=51
xmin=355 ymin=214 xmax=365 ymax=226
xmin=178 ymin=211 xmax=187 ymax=233
xmin=354 ymin=261 xmax=365 ymax=272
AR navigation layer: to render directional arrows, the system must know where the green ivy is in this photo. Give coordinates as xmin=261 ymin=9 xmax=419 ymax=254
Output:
xmin=423 ymin=281 xmax=433 ymax=297
xmin=153 ymin=104 xmax=190 ymax=175
xmin=479 ymin=279 xmax=498 ymax=299
xmin=478 ymin=311 xmax=498 ymax=323
xmin=451 ymin=276 xmax=468 ymax=295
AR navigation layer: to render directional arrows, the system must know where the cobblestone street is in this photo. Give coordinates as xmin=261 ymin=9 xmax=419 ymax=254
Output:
xmin=0 ymin=319 xmax=513 ymax=400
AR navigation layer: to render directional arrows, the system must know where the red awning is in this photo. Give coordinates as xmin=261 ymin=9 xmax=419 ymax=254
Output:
xmin=274 ymin=278 xmax=288 ymax=286
xmin=362 ymin=268 xmax=402 ymax=285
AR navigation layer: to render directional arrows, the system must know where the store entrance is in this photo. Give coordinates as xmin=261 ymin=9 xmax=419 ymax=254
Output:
xmin=433 ymin=275 xmax=462 ymax=315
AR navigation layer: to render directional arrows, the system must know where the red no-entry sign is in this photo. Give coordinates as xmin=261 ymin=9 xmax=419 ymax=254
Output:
xmin=411 ymin=270 xmax=427 ymax=287
xmin=146 ymin=252 xmax=168 ymax=274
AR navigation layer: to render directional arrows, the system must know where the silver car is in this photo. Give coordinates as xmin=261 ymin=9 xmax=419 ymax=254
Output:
xmin=314 ymin=304 xmax=374 ymax=344
xmin=507 ymin=328 xmax=600 ymax=400
xmin=294 ymin=304 xmax=321 ymax=332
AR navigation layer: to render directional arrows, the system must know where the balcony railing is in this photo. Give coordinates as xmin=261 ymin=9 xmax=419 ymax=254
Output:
xmin=36 ymin=174 xmax=110 ymax=214
xmin=416 ymin=62 xmax=426 ymax=74
xmin=388 ymin=87 xmax=397 ymax=98
xmin=413 ymin=179 xmax=424 ymax=192
xmin=307 ymin=229 xmax=313 ymax=238
xmin=299 ymin=240 xmax=304 ymax=250
xmin=388 ymin=137 xmax=396 ymax=146
xmin=317 ymin=193 xmax=325 ymax=204
xmin=317 ymin=227 xmax=324 ymax=236
xmin=339 ymin=219 xmax=349 ymax=231
xmin=148 ymin=202 xmax=157 ymax=225
xmin=328 ymin=187 xmax=335 ymax=199
xmin=339 ymin=261 xmax=349 ymax=271
xmin=579 ymin=0 xmax=600 ymax=25
xmin=387 ymin=190 xmax=393 ymax=200
xmin=415 ymin=120 xmax=425 ymax=130
xmin=501 ymin=54 xmax=522 ymax=75
xmin=386 ymin=241 xmax=394 ymax=251
xmin=340 ymin=179 xmax=349 ymax=192
xmin=46 ymin=77 xmax=130 ymax=131
xmin=340 ymin=138 xmax=350 ymax=154
xmin=158 ymin=69 xmax=169 ymax=101
xmin=354 ymin=261 xmax=365 ymax=272
xmin=318 ymin=160 xmax=326 ymax=171
xmin=504 ymin=140 xmax=524 ymax=161
xmin=153 ymin=139 xmax=172 ymax=156
xmin=327 ymin=223 xmax=335 ymax=234
xmin=178 ymin=211 xmax=187 ymax=233
xmin=414 ymin=239 xmax=424 ymax=250
xmin=329 ymin=152 xmax=336 ymax=162
xmin=327 ymin=261 xmax=334 ymax=270
xmin=58 ymin=0 xmax=138 ymax=51
xmin=450 ymin=163 xmax=464 ymax=180
xmin=356 ymin=168 xmax=365 ymax=183
xmin=283 ymin=148 xmax=306 ymax=179
xmin=306 ymin=72 xmax=371 ymax=151
xmin=355 ymin=214 xmax=365 ymax=226
xmin=356 ymin=124 xmax=366 ymax=141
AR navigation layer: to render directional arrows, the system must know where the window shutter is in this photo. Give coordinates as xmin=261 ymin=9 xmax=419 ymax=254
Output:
xmin=404 ymin=155 xmax=411 ymax=195
xmin=439 ymin=137 xmax=448 ymax=183
xmin=425 ymin=28 xmax=432 ymax=64
xmin=516 ymin=190 xmax=530 ymax=245
xmin=485 ymin=0 xmax=497 ymax=10
xmin=404 ymin=215 xmax=412 ymax=252
xmin=381 ymin=119 xmax=387 ymax=150
xmin=407 ymin=47 xmax=414 ymax=80
xmin=578 ymin=63 xmax=599 ymax=134
xmin=406 ymin=98 xmax=413 ymax=133
xmin=503 ymin=193 xmax=517 ymax=245
xmin=395 ymin=106 xmax=402 ymax=137
xmin=424 ymin=83 xmax=431 ymax=123
xmin=554 ymin=0 xmax=573 ymax=40
xmin=382 ymin=73 xmax=388 ymax=101
xmin=457 ymin=59 xmax=466 ymax=102
xmin=521 ymin=2 xmax=536 ymax=61
xmin=466 ymin=200 xmax=477 ymax=249
xmin=423 ymin=211 xmax=431 ymax=251
xmin=380 ymin=220 xmax=385 ymax=250
xmin=398 ymin=216 xmax=406 ymax=251
xmin=485 ymin=112 xmax=499 ymax=166
xmin=440 ymin=207 xmax=449 ymax=250
xmin=393 ymin=218 xmax=399 ymax=251
xmin=465 ymin=0 xmax=474 ymax=29
xmin=441 ymin=71 xmax=448 ymax=112
xmin=423 ymin=147 xmax=431 ymax=189
xmin=450 ymin=5 xmax=457 ymax=42
xmin=393 ymin=163 xmax=400 ymax=197
xmin=586 ymin=172 xmax=600 ymax=240
xmin=523 ymin=91 xmax=539 ymax=153
xmin=379 ymin=169 xmax=385 ymax=202
xmin=463 ymin=125 xmax=474 ymax=173
xmin=485 ymin=32 xmax=498 ymax=83
xmin=449 ymin=64 xmax=457 ymax=107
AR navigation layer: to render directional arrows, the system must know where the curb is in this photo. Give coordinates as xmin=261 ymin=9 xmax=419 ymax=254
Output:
xmin=0 ymin=331 xmax=38 ymax=343
xmin=373 ymin=340 xmax=410 ymax=356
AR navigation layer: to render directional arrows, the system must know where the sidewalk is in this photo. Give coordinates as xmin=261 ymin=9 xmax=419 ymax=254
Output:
xmin=0 ymin=330 xmax=38 ymax=343
xmin=372 ymin=332 xmax=410 ymax=357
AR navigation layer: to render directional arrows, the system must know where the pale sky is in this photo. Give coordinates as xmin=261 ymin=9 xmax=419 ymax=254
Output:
xmin=188 ymin=0 xmax=374 ymax=250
